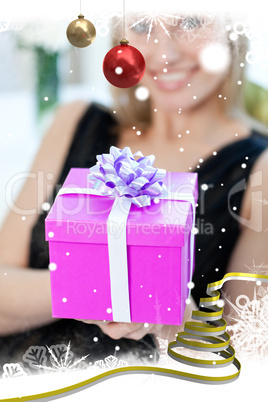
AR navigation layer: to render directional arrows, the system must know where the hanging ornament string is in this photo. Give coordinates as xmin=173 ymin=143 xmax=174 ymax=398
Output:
xmin=122 ymin=0 xmax=126 ymax=40
xmin=66 ymin=0 xmax=96 ymax=48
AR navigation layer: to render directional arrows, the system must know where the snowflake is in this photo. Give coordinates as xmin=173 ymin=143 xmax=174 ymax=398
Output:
xmin=129 ymin=13 xmax=173 ymax=41
xmin=93 ymin=355 xmax=128 ymax=370
xmin=156 ymin=335 xmax=217 ymax=368
xmin=154 ymin=293 xmax=162 ymax=324
xmin=22 ymin=345 xmax=48 ymax=369
xmin=257 ymin=283 xmax=268 ymax=299
xmin=155 ymin=337 xmax=170 ymax=366
xmin=178 ymin=15 xmax=214 ymax=43
xmin=243 ymin=261 xmax=268 ymax=299
xmin=94 ymin=18 xmax=110 ymax=37
xmin=244 ymin=260 xmax=267 ymax=275
xmin=2 ymin=363 xmax=27 ymax=379
xmin=93 ymin=11 xmax=114 ymax=37
xmin=0 ymin=20 xmax=11 ymax=33
xmin=156 ymin=336 xmax=169 ymax=355
xmin=128 ymin=13 xmax=214 ymax=42
xmin=225 ymin=291 xmax=268 ymax=361
xmin=156 ymin=328 xmax=185 ymax=367
xmin=257 ymin=198 xmax=268 ymax=205
xmin=23 ymin=343 xmax=88 ymax=373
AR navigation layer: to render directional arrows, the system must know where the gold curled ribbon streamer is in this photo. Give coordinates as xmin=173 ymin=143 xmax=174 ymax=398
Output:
xmin=168 ymin=272 xmax=268 ymax=382
xmin=1 ymin=272 xmax=268 ymax=401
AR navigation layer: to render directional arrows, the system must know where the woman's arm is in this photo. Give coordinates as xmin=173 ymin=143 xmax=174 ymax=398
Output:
xmin=0 ymin=265 xmax=53 ymax=335
xmin=0 ymin=101 xmax=88 ymax=335
xmin=223 ymin=148 xmax=268 ymax=319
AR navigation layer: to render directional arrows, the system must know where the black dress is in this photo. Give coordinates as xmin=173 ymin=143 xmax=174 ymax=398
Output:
xmin=1 ymin=103 xmax=267 ymax=371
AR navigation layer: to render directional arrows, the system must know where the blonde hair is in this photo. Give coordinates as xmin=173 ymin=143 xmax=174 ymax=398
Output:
xmin=109 ymin=14 xmax=249 ymax=129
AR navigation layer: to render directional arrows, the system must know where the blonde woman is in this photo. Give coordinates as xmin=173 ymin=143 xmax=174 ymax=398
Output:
xmin=0 ymin=14 xmax=267 ymax=365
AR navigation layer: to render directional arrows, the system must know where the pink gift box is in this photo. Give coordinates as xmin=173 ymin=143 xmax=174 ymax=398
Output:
xmin=45 ymin=168 xmax=198 ymax=325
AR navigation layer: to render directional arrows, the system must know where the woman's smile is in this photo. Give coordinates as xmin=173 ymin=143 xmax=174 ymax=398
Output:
xmin=149 ymin=66 xmax=199 ymax=91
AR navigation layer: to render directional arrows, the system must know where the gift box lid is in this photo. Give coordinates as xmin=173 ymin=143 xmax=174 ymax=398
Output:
xmin=45 ymin=168 xmax=198 ymax=247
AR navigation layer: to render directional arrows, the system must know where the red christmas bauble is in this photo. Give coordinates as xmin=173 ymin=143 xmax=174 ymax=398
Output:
xmin=103 ymin=40 xmax=146 ymax=88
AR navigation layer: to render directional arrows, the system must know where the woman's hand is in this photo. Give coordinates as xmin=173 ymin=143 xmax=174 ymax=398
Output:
xmin=79 ymin=320 xmax=163 ymax=340
xmin=78 ymin=295 xmax=197 ymax=341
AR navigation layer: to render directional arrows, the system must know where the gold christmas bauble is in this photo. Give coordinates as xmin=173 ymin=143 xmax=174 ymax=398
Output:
xmin=66 ymin=14 xmax=96 ymax=48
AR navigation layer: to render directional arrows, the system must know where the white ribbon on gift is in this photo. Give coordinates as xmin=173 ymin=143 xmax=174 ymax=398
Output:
xmin=57 ymin=187 xmax=196 ymax=323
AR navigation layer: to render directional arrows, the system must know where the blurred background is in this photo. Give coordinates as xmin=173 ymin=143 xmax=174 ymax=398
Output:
xmin=0 ymin=1 xmax=268 ymax=227
xmin=0 ymin=12 xmax=112 ymax=227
